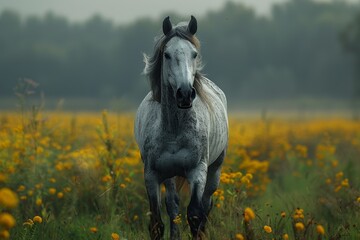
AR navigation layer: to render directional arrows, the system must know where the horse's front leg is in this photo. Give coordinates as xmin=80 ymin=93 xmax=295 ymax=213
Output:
xmin=145 ymin=171 xmax=164 ymax=240
xmin=164 ymin=178 xmax=181 ymax=240
xmin=187 ymin=162 xmax=207 ymax=239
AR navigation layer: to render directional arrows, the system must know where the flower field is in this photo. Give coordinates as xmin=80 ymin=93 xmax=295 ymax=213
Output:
xmin=0 ymin=109 xmax=359 ymax=239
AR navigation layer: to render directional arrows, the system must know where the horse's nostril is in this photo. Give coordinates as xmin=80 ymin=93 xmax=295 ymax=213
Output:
xmin=176 ymin=88 xmax=183 ymax=100
xmin=191 ymin=87 xmax=196 ymax=100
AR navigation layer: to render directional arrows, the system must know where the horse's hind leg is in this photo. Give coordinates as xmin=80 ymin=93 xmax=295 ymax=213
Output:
xmin=145 ymin=172 xmax=164 ymax=240
xmin=201 ymin=150 xmax=225 ymax=231
xmin=164 ymin=178 xmax=181 ymax=240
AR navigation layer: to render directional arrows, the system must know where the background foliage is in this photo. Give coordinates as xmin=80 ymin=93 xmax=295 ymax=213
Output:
xmin=0 ymin=0 xmax=360 ymax=108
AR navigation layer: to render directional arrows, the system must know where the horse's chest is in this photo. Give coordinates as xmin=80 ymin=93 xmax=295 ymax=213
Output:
xmin=160 ymin=134 xmax=202 ymax=157
xmin=145 ymin=134 xmax=204 ymax=178
xmin=163 ymin=140 xmax=182 ymax=154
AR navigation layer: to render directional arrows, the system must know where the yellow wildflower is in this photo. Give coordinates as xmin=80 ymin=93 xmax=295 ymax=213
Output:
xmin=36 ymin=146 xmax=44 ymax=154
xmin=161 ymin=185 xmax=166 ymax=193
xmin=36 ymin=198 xmax=42 ymax=206
xmin=0 ymin=213 xmax=16 ymax=229
xmin=90 ymin=227 xmax=98 ymax=233
xmin=295 ymin=144 xmax=308 ymax=158
xmin=102 ymin=175 xmax=112 ymax=183
xmin=0 ymin=230 xmax=10 ymax=239
xmin=283 ymin=233 xmax=289 ymax=240
xmin=334 ymin=185 xmax=342 ymax=192
xmin=111 ymin=233 xmax=120 ymax=240
xmin=0 ymin=173 xmax=7 ymax=183
xmin=245 ymin=173 xmax=253 ymax=179
xmin=357 ymin=197 xmax=360 ymax=203
xmin=213 ymin=189 xmax=223 ymax=197
xmin=23 ymin=219 xmax=34 ymax=227
xmin=295 ymin=222 xmax=305 ymax=231
xmin=235 ymin=233 xmax=244 ymax=240
xmin=120 ymin=183 xmax=126 ymax=189
xmin=341 ymin=178 xmax=349 ymax=187
xmin=293 ymin=208 xmax=304 ymax=219
xmin=0 ymin=188 xmax=19 ymax=209
xmin=263 ymin=225 xmax=272 ymax=233
xmin=335 ymin=171 xmax=343 ymax=180
xmin=241 ymin=176 xmax=251 ymax=184
xmin=33 ymin=216 xmax=42 ymax=223
xmin=281 ymin=211 xmax=286 ymax=218
xmin=55 ymin=162 xmax=64 ymax=171
xmin=316 ymin=224 xmax=325 ymax=235
xmin=331 ymin=160 xmax=338 ymax=168
xmin=17 ymin=185 xmax=26 ymax=192
xmin=57 ymin=192 xmax=64 ymax=199
xmin=244 ymin=207 xmax=255 ymax=222
xmin=48 ymin=188 xmax=56 ymax=195
xmin=173 ymin=214 xmax=182 ymax=224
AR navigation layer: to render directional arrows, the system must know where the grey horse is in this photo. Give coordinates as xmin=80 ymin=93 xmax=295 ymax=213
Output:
xmin=135 ymin=16 xmax=228 ymax=240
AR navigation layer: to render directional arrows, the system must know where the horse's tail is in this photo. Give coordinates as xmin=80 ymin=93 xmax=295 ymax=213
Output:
xmin=175 ymin=176 xmax=187 ymax=192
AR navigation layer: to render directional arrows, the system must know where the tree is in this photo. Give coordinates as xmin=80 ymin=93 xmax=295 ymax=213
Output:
xmin=341 ymin=11 xmax=360 ymax=117
xmin=0 ymin=0 xmax=359 ymax=108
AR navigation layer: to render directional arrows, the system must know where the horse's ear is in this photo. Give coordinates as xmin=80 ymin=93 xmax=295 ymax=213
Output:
xmin=188 ymin=15 xmax=197 ymax=35
xmin=163 ymin=16 xmax=173 ymax=35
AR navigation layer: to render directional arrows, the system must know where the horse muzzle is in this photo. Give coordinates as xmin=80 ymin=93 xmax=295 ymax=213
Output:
xmin=176 ymin=85 xmax=196 ymax=109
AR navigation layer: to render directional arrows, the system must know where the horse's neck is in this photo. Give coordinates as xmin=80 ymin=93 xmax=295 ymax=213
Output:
xmin=160 ymin=80 xmax=187 ymax=135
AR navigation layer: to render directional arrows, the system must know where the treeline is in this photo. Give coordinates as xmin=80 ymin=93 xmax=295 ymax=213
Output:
xmin=0 ymin=0 xmax=359 ymax=105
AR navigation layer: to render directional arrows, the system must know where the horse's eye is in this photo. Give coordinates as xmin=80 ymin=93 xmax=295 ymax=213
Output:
xmin=192 ymin=52 xmax=198 ymax=59
xmin=164 ymin=52 xmax=171 ymax=60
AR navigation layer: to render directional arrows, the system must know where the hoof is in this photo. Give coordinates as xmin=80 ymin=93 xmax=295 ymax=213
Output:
xmin=149 ymin=222 xmax=164 ymax=240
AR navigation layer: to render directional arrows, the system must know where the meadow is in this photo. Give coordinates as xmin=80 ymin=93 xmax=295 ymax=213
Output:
xmin=0 ymin=105 xmax=360 ymax=239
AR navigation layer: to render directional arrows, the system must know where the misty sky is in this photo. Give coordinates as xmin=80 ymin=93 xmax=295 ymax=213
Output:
xmin=0 ymin=0 xmax=289 ymax=24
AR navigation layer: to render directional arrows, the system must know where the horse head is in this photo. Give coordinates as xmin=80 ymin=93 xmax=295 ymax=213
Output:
xmin=162 ymin=16 xmax=199 ymax=109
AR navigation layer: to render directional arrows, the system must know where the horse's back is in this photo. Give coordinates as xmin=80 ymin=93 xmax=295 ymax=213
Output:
xmin=200 ymin=77 xmax=228 ymax=163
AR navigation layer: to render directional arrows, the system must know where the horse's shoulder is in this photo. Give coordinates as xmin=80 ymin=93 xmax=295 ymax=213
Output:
xmin=137 ymin=92 xmax=160 ymax=112
xmin=135 ymin=92 xmax=161 ymax=144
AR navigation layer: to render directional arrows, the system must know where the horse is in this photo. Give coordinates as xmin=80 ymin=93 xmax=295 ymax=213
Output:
xmin=134 ymin=16 xmax=228 ymax=240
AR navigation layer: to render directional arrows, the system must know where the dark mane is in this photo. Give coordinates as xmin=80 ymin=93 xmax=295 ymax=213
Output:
xmin=143 ymin=23 xmax=207 ymax=103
